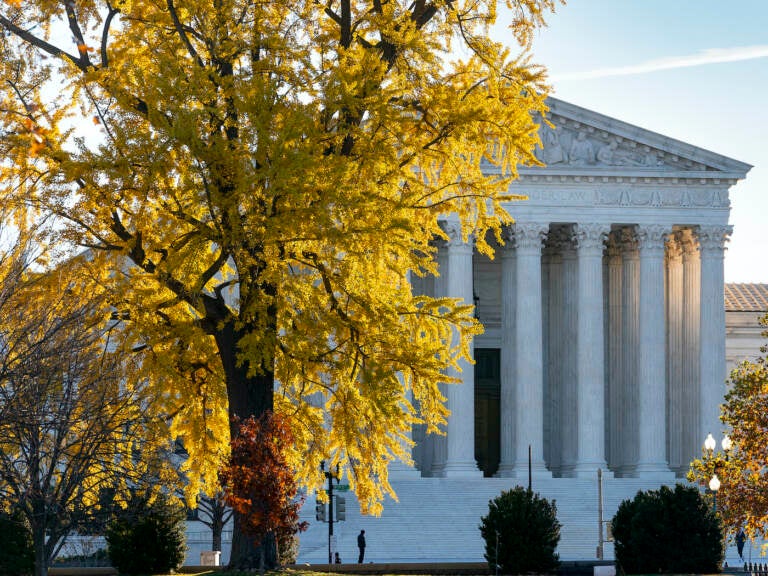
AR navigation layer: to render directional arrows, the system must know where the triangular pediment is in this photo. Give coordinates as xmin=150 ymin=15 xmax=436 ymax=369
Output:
xmin=520 ymin=97 xmax=752 ymax=179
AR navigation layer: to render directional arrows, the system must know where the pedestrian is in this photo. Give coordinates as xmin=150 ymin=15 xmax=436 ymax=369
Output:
xmin=357 ymin=529 xmax=366 ymax=563
xmin=334 ymin=552 xmax=342 ymax=564
xmin=736 ymin=527 xmax=746 ymax=561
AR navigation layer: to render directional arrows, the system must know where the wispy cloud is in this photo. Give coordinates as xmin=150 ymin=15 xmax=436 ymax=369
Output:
xmin=553 ymin=45 xmax=768 ymax=81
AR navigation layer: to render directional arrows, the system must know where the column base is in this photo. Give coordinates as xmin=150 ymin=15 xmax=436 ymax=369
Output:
xmin=440 ymin=460 xmax=483 ymax=478
xmin=632 ymin=462 xmax=675 ymax=481
xmin=495 ymin=461 xmax=551 ymax=479
xmin=388 ymin=463 xmax=423 ymax=479
xmin=571 ymin=462 xmax=613 ymax=479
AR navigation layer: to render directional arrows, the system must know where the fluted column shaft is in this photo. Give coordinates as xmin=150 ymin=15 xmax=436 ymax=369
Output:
xmin=606 ymin=234 xmax=623 ymax=471
xmin=636 ymin=225 xmax=673 ymax=478
xmin=560 ymin=235 xmax=578 ymax=475
xmin=510 ymin=222 xmax=550 ymax=477
xmin=573 ymin=223 xmax=611 ymax=477
xmin=698 ymin=225 xmax=732 ymax=446
xmin=666 ymin=236 xmax=684 ymax=475
xmin=620 ymin=229 xmax=640 ymax=475
xmin=681 ymin=230 xmax=701 ymax=468
xmin=497 ymin=236 xmax=516 ymax=475
xmin=545 ymin=236 xmax=564 ymax=474
xmin=441 ymin=222 xmax=481 ymax=477
xmin=429 ymin=244 xmax=449 ymax=476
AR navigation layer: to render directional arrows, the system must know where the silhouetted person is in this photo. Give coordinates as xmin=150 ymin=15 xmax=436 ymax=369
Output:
xmin=335 ymin=552 xmax=342 ymax=564
xmin=357 ymin=529 xmax=366 ymax=563
xmin=736 ymin=527 xmax=746 ymax=561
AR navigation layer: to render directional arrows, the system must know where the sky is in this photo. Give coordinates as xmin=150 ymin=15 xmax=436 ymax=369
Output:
xmin=492 ymin=0 xmax=767 ymax=283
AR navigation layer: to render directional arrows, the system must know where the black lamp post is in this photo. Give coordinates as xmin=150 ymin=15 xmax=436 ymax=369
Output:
xmin=321 ymin=461 xmax=340 ymax=564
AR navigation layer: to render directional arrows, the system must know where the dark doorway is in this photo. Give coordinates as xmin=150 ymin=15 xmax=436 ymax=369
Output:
xmin=475 ymin=348 xmax=500 ymax=477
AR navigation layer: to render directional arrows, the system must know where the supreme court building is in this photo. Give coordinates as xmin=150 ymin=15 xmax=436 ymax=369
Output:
xmin=407 ymin=97 xmax=752 ymax=482
xmin=290 ymin=97 xmax=756 ymax=565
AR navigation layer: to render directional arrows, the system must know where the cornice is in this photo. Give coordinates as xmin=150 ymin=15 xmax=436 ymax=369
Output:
xmin=514 ymin=172 xmax=742 ymax=186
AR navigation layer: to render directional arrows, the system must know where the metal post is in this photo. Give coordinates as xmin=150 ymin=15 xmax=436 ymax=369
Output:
xmin=328 ymin=471 xmax=334 ymax=564
xmin=528 ymin=444 xmax=532 ymax=492
xmin=597 ymin=468 xmax=604 ymax=560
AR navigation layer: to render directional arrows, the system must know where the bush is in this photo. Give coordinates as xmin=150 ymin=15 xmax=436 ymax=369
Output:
xmin=612 ymin=483 xmax=723 ymax=574
xmin=106 ymin=493 xmax=186 ymax=574
xmin=479 ymin=486 xmax=560 ymax=574
xmin=0 ymin=509 xmax=34 ymax=576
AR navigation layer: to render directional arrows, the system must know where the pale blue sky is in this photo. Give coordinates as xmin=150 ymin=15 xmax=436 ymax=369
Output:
xmin=494 ymin=0 xmax=767 ymax=282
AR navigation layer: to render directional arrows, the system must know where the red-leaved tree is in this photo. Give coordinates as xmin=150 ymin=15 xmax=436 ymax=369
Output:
xmin=220 ymin=412 xmax=308 ymax=569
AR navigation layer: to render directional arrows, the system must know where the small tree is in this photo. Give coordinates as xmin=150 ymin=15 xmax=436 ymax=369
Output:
xmin=689 ymin=314 xmax=768 ymax=539
xmin=612 ymin=484 xmax=722 ymax=575
xmin=196 ymin=492 xmax=233 ymax=553
xmin=0 ymin=228 xmax=176 ymax=576
xmin=479 ymin=487 xmax=560 ymax=574
xmin=220 ymin=412 xmax=308 ymax=570
xmin=105 ymin=492 xmax=187 ymax=575
xmin=0 ymin=509 xmax=34 ymax=576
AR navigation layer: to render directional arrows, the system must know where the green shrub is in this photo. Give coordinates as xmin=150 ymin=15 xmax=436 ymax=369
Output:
xmin=106 ymin=493 xmax=186 ymax=574
xmin=479 ymin=486 xmax=560 ymax=574
xmin=0 ymin=509 xmax=34 ymax=576
xmin=612 ymin=483 xmax=722 ymax=574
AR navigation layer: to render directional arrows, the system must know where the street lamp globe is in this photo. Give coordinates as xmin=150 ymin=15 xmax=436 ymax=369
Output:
xmin=704 ymin=433 xmax=716 ymax=453
xmin=709 ymin=474 xmax=721 ymax=492
xmin=722 ymin=434 xmax=733 ymax=453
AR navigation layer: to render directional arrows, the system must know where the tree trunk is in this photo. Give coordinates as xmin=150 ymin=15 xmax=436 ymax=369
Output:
xmin=212 ymin=515 xmax=223 ymax=552
xmin=215 ymin=319 xmax=277 ymax=569
xmin=32 ymin=521 xmax=47 ymax=576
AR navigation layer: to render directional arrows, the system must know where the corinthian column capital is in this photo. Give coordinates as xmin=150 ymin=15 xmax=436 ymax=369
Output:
xmin=438 ymin=220 xmax=474 ymax=252
xmin=697 ymin=225 xmax=733 ymax=257
xmin=637 ymin=224 xmax=669 ymax=257
xmin=513 ymin=222 xmax=549 ymax=252
xmin=575 ymin=223 xmax=610 ymax=254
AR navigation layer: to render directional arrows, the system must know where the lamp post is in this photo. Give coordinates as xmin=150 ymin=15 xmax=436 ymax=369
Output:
xmin=709 ymin=473 xmax=721 ymax=512
xmin=321 ymin=461 xmax=340 ymax=564
xmin=702 ymin=433 xmax=731 ymax=513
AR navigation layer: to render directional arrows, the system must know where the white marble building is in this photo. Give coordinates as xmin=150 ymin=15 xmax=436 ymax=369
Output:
xmin=276 ymin=97 xmax=762 ymax=564
xmin=726 ymin=283 xmax=768 ymax=371
xmin=408 ymin=97 xmax=752 ymax=483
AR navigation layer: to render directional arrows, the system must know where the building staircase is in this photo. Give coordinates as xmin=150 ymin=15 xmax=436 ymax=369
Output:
xmin=295 ymin=475 xmax=751 ymax=566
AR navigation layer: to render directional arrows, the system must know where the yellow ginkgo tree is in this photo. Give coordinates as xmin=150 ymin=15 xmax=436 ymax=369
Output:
xmin=0 ymin=0 xmax=561 ymax=566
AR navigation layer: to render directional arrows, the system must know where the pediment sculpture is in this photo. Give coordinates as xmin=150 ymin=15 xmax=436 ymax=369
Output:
xmin=535 ymin=123 xmax=664 ymax=169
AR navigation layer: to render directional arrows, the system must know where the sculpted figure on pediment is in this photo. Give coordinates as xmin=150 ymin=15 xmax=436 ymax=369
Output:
xmin=568 ymin=131 xmax=595 ymax=166
xmin=595 ymin=139 xmax=664 ymax=167
xmin=536 ymin=124 xmax=567 ymax=165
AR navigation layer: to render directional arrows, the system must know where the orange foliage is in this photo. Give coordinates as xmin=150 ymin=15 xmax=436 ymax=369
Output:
xmin=220 ymin=412 xmax=308 ymax=547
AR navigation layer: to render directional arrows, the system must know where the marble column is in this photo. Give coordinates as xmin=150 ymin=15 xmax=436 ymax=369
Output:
xmin=698 ymin=225 xmax=732 ymax=447
xmin=440 ymin=221 xmax=481 ymax=477
xmin=573 ymin=223 xmax=611 ymax=477
xmin=636 ymin=224 xmax=673 ymax=478
xmin=559 ymin=231 xmax=578 ymax=476
xmin=619 ymin=227 xmax=640 ymax=476
xmin=666 ymin=235 xmax=684 ymax=475
xmin=497 ymin=230 xmax=517 ymax=476
xmin=681 ymin=229 xmax=701 ymax=468
xmin=509 ymin=221 xmax=550 ymax=478
xmin=429 ymin=239 xmax=449 ymax=476
xmin=544 ymin=231 xmax=565 ymax=474
xmin=606 ymin=233 xmax=623 ymax=471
